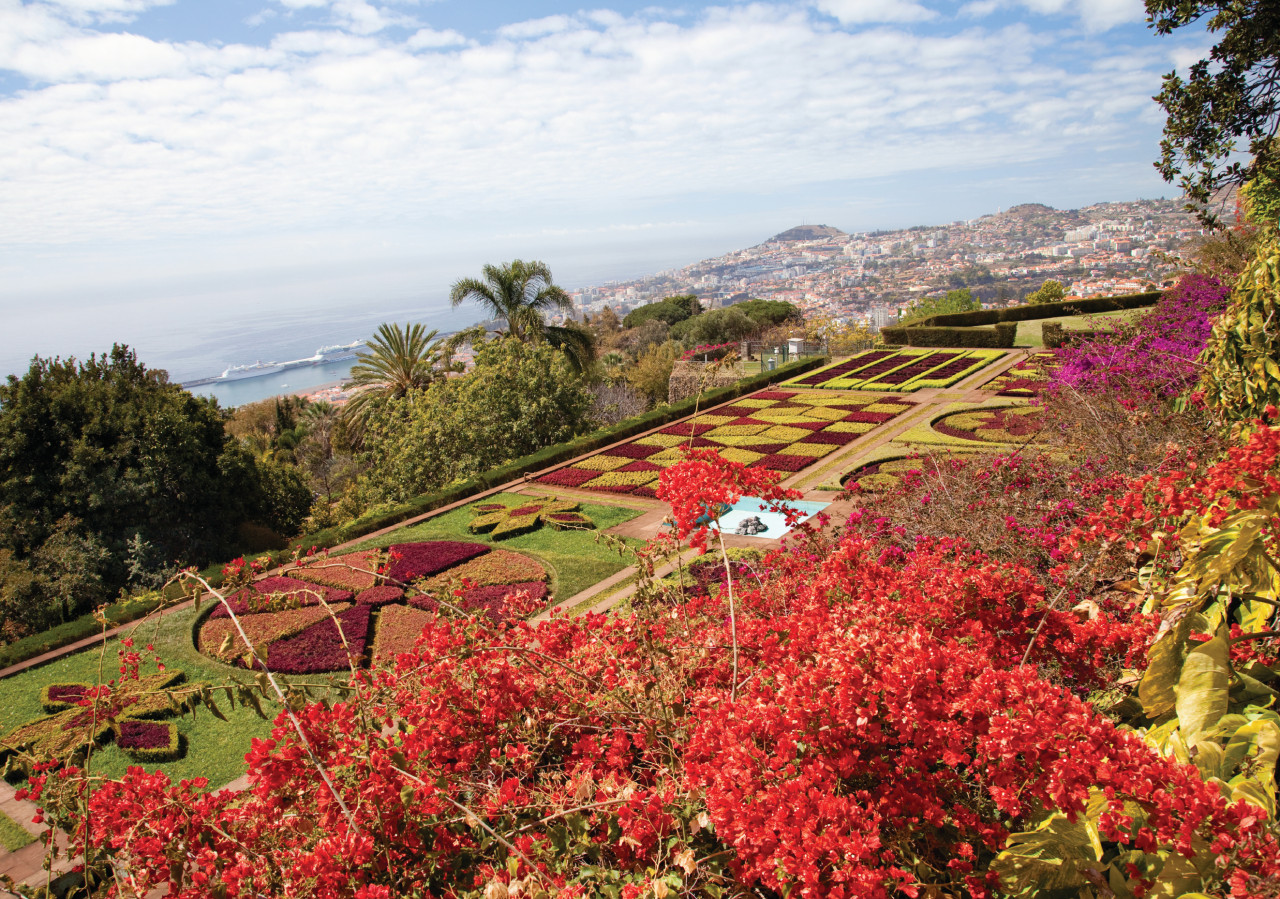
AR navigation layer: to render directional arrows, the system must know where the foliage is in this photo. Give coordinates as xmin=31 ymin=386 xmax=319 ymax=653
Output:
xmin=359 ymin=336 xmax=594 ymax=504
xmin=450 ymin=260 xmax=596 ymax=373
xmin=0 ymin=346 xmax=307 ymax=633
xmin=621 ymin=294 xmax=702 ymax=328
xmin=1054 ymin=273 xmax=1231 ymax=400
xmin=669 ymin=307 xmax=758 ymax=345
xmin=343 ymin=322 xmax=458 ymax=426
xmin=1147 ymin=0 xmax=1280 ymax=223
xmin=1025 ymin=279 xmax=1066 ymax=305
xmin=900 ymin=287 xmax=981 ymax=325
xmin=731 ymin=299 xmax=802 ymax=329
xmin=1197 ymin=238 xmax=1280 ymax=423
xmin=624 ymin=341 xmax=678 ymax=404
xmin=29 ymin=420 xmax=1280 ymax=897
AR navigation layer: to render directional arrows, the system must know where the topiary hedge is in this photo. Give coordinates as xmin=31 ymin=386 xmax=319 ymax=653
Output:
xmin=879 ymin=323 xmax=1016 ymax=348
xmin=907 ymin=290 xmax=1160 ymax=328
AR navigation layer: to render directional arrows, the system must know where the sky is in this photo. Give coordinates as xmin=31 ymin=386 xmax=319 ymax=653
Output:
xmin=0 ymin=0 xmax=1213 ymax=379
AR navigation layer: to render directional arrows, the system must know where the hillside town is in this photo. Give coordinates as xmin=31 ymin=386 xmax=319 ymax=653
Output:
xmin=570 ymin=198 xmax=1202 ymax=328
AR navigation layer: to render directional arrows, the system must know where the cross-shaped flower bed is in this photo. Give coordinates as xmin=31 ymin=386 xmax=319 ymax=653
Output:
xmin=468 ymin=498 xmax=594 ymax=539
xmin=932 ymin=406 xmax=1044 ymax=443
xmin=787 ymin=348 xmax=1005 ymax=391
xmin=538 ymin=389 xmax=915 ymax=496
xmin=0 ymin=671 xmax=196 ymax=766
xmin=197 ymin=542 xmax=550 ymax=674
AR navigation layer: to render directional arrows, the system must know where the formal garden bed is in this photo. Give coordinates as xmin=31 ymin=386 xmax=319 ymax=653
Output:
xmin=786 ymin=348 xmax=1005 ymax=391
xmin=931 ymin=405 xmax=1044 ymax=443
xmin=194 ymin=541 xmax=554 ymax=674
xmin=981 ymin=351 xmax=1057 ymax=397
xmin=538 ymin=389 xmax=915 ymax=494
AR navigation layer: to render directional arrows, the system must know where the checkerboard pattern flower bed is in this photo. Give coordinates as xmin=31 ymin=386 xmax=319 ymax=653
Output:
xmin=537 ymin=390 xmax=915 ymax=494
xmin=786 ymin=349 xmax=1005 ymax=392
xmin=196 ymin=542 xmax=549 ymax=675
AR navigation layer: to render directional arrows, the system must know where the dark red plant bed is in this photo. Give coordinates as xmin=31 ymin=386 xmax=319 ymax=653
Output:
xmin=752 ymin=454 xmax=815 ymax=472
xmin=117 ymin=720 xmax=172 ymax=751
xmin=355 ymin=586 xmax=404 ymax=607
xmin=660 ymin=421 xmax=718 ymax=437
xmin=385 ymin=542 xmax=490 ymax=584
xmin=843 ymin=411 xmax=895 ymax=424
xmin=256 ymin=605 xmax=373 ymax=674
xmin=604 ymin=443 xmax=662 ymax=460
xmin=618 ymin=460 xmax=663 ymax=473
xmin=751 ymin=391 xmax=797 ymax=401
xmin=800 ymin=431 xmax=858 ymax=446
xmin=538 ymin=468 xmax=602 ymax=488
xmin=411 ymin=582 xmax=549 ymax=622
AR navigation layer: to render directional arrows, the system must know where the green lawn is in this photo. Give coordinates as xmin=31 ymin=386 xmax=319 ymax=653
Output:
xmin=0 ymin=808 xmax=34 ymax=851
xmin=0 ymin=604 xmax=279 ymax=789
xmin=351 ymin=493 xmax=646 ymax=604
xmin=1010 ymin=308 xmax=1147 ymax=347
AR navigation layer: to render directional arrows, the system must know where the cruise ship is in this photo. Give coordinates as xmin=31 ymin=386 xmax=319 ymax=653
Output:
xmin=219 ymin=361 xmax=287 ymax=381
xmin=182 ymin=341 xmax=367 ymax=388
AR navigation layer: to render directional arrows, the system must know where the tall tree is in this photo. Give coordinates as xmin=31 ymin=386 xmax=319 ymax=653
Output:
xmin=343 ymin=322 xmax=453 ymax=424
xmin=450 ymin=260 xmax=596 ymax=373
xmin=1148 ymin=0 xmax=1280 ymax=223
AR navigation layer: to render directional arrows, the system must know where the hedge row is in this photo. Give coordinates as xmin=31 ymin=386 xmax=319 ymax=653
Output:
xmin=879 ymin=323 xmax=1016 ymax=348
xmin=1042 ymin=323 xmax=1111 ymax=349
xmin=908 ymin=290 xmax=1160 ymax=328
xmin=299 ymin=355 xmax=827 ymax=550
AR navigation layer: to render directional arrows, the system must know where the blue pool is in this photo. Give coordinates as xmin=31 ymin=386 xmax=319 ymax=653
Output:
xmin=706 ymin=497 xmax=831 ymax=539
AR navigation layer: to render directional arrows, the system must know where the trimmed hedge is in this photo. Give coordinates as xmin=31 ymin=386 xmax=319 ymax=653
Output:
xmin=879 ymin=323 xmax=1016 ymax=348
xmin=907 ymin=290 xmax=1160 ymax=328
xmin=1042 ymin=323 xmax=1110 ymax=349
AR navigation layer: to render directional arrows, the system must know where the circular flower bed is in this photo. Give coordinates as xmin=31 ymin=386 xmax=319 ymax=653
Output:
xmin=931 ymin=405 xmax=1044 ymax=443
xmin=196 ymin=542 xmax=550 ymax=674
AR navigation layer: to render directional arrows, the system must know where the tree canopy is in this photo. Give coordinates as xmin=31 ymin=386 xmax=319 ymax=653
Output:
xmin=622 ymin=295 xmax=702 ymax=329
xmin=0 ymin=346 xmax=310 ymax=632
xmin=1148 ymin=0 xmax=1280 ymax=222
xmin=899 ymin=288 xmax=981 ymax=324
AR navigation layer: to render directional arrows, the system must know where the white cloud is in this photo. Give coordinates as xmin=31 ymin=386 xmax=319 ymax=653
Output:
xmin=815 ymin=0 xmax=937 ymax=25
xmin=0 ymin=3 xmax=1174 ymax=251
xmin=960 ymin=0 xmax=1144 ymax=31
xmin=497 ymin=15 xmax=577 ymax=40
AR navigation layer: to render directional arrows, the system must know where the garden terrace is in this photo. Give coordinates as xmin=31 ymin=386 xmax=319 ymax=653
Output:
xmin=787 ymin=348 xmax=1005 ymax=391
xmin=538 ymin=389 xmax=916 ymax=495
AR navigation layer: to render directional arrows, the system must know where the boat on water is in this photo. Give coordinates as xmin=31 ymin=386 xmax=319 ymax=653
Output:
xmin=219 ymin=361 xmax=287 ymax=381
xmin=310 ymin=341 xmax=362 ymax=363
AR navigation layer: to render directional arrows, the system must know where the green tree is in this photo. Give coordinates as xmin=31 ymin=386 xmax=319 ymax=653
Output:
xmin=626 ymin=342 xmax=679 ymax=404
xmin=359 ymin=337 xmax=592 ymax=503
xmin=450 ymin=260 xmax=595 ymax=373
xmin=622 ymin=295 xmax=702 ymax=329
xmin=1197 ymin=237 xmax=1280 ymax=423
xmin=900 ymin=288 xmax=981 ymax=324
xmin=1025 ymin=280 xmax=1066 ymax=305
xmin=343 ymin=323 xmax=454 ymax=424
xmin=1147 ymin=0 xmax=1280 ymax=223
xmin=669 ymin=308 xmax=757 ymax=345
xmin=0 ymin=346 xmax=310 ymax=603
xmin=733 ymin=299 xmax=803 ymax=329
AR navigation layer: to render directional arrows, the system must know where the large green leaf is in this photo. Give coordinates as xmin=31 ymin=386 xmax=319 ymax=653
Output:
xmin=990 ymin=814 xmax=1104 ymax=897
xmin=1174 ymin=624 xmax=1230 ymax=745
xmin=1141 ymin=612 xmax=1200 ymax=719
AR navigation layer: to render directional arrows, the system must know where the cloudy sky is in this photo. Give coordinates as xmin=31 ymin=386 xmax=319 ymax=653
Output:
xmin=0 ymin=0 xmax=1210 ymax=377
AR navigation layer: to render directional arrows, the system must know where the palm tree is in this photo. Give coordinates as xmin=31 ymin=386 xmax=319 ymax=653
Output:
xmin=342 ymin=322 xmax=449 ymax=425
xmin=450 ymin=259 xmax=595 ymax=373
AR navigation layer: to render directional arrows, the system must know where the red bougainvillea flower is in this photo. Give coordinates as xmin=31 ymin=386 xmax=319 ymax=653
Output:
xmin=656 ymin=447 xmax=803 ymax=553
